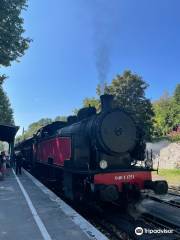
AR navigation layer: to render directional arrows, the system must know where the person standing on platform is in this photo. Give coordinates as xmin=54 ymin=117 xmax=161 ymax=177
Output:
xmin=0 ymin=152 xmax=4 ymax=179
xmin=0 ymin=151 xmax=6 ymax=175
xmin=11 ymin=152 xmax=16 ymax=168
xmin=5 ymin=153 xmax=10 ymax=168
xmin=15 ymin=152 xmax=23 ymax=175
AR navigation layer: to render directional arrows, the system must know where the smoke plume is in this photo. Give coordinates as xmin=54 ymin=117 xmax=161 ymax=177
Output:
xmin=95 ymin=43 xmax=110 ymax=94
xmin=90 ymin=0 xmax=119 ymax=94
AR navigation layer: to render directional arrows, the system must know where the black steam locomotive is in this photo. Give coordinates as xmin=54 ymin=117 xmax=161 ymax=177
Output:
xmin=16 ymin=94 xmax=168 ymax=203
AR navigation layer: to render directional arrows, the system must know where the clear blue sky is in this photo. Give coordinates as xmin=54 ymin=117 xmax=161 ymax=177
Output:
xmin=2 ymin=0 xmax=180 ymax=133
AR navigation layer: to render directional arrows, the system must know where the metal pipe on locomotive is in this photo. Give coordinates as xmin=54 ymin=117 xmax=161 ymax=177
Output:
xmin=15 ymin=94 xmax=168 ymax=203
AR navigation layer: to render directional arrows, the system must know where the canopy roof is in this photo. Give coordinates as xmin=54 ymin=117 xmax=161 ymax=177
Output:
xmin=0 ymin=124 xmax=19 ymax=143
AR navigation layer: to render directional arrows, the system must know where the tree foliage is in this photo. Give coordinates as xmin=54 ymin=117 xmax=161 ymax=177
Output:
xmin=107 ymin=70 xmax=154 ymax=139
xmin=83 ymin=97 xmax=100 ymax=111
xmin=16 ymin=116 xmax=68 ymax=142
xmin=0 ymin=0 xmax=31 ymax=127
xmin=153 ymin=88 xmax=180 ymax=136
xmin=54 ymin=116 xmax=67 ymax=122
xmin=16 ymin=118 xmax=52 ymax=142
xmin=0 ymin=82 xmax=14 ymax=125
xmin=174 ymin=84 xmax=180 ymax=104
xmin=77 ymin=70 xmax=153 ymax=139
xmin=0 ymin=0 xmax=30 ymax=68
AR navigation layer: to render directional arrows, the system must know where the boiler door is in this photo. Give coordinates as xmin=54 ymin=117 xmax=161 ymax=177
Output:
xmin=99 ymin=110 xmax=136 ymax=153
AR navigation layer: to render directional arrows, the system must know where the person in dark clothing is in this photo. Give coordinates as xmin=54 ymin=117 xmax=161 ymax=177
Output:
xmin=15 ymin=152 xmax=23 ymax=175
xmin=0 ymin=153 xmax=3 ymax=172
xmin=0 ymin=154 xmax=3 ymax=180
xmin=11 ymin=153 xmax=16 ymax=168
xmin=0 ymin=151 xmax=6 ymax=174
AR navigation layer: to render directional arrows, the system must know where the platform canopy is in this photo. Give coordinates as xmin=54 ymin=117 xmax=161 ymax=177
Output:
xmin=0 ymin=124 xmax=19 ymax=143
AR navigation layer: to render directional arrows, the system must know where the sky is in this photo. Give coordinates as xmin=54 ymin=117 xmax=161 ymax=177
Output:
xmin=2 ymin=0 xmax=180 ymax=133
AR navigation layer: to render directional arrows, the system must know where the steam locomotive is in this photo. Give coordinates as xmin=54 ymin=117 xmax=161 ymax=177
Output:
xmin=16 ymin=94 xmax=168 ymax=203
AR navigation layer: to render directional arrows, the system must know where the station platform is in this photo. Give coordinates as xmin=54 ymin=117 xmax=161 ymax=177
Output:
xmin=0 ymin=168 xmax=107 ymax=240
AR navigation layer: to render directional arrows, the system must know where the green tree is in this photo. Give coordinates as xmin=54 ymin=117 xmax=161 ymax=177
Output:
xmin=73 ymin=97 xmax=100 ymax=115
xmin=171 ymin=85 xmax=180 ymax=127
xmin=77 ymin=70 xmax=153 ymax=139
xmin=16 ymin=118 xmax=52 ymax=142
xmin=0 ymin=0 xmax=31 ymax=127
xmin=153 ymin=93 xmax=172 ymax=136
xmin=54 ymin=116 xmax=67 ymax=121
xmin=0 ymin=0 xmax=30 ymax=69
xmin=153 ymin=87 xmax=180 ymax=136
xmin=16 ymin=115 xmax=71 ymax=143
xmin=0 ymin=81 xmax=14 ymax=125
xmin=83 ymin=97 xmax=100 ymax=111
xmin=25 ymin=118 xmax=52 ymax=137
xmin=174 ymin=84 xmax=180 ymax=104
xmin=107 ymin=70 xmax=154 ymax=139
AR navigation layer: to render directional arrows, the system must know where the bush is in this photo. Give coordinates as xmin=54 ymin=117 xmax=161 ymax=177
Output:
xmin=168 ymin=132 xmax=180 ymax=142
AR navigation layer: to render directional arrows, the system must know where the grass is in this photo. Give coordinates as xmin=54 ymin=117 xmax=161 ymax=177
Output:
xmin=152 ymin=134 xmax=180 ymax=143
xmin=168 ymin=133 xmax=180 ymax=142
xmin=152 ymin=169 xmax=180 ymax=186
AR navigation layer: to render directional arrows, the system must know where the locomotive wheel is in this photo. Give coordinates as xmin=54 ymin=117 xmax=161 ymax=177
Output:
xmin=153 ymin=180 xmax=168 ymax=195
xmin=122 ymin=183 xmax=141 ymax=204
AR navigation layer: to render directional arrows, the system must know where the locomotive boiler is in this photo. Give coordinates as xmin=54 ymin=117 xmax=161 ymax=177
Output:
xmin=59 ymin=94 xmax=143 ymax=170
xmin=16 ymin=94 xmax=168 ymax=203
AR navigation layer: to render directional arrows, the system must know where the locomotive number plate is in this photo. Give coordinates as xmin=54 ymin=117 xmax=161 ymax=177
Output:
xmin=115 ymin=174 xmax=135 ymax=181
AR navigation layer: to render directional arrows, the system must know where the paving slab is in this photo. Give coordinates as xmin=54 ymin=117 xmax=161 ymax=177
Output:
xmin=0 ymin=170 xmax=42 ymax=240
xmin=0 ymin=169 xmax=107 ymax=240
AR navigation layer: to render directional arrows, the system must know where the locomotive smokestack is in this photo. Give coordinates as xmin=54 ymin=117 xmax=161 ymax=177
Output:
xmin=100 ymin=94 xmax=113 ymax=111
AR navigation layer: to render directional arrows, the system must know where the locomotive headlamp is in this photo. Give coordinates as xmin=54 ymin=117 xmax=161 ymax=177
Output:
xmin=100 ymin=160 xmax=108 ymax=169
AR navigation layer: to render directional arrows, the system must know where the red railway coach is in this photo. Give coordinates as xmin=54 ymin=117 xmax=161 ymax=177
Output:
xmin=36 ymin=137 xmax=71 ymax=166
xmin=16 ymin=95 xmax=168 ymax=204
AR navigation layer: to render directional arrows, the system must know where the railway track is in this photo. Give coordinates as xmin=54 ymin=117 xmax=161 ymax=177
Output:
xmin=30 ymin=170 xmax=180 ymax=240
xmin=141 ymin=212 xmax=180 ymax=236
xmin=134 ymin=197 xmax=180 ymax=238
xmin=81 ymin=196 xmax=180 ymax=240
xmin=78 ymin=204 xmax=129 ymax=240
xmin=146 ymin=194 xmax=180 ymax=208
xmin=169 ymin=186 xmax=180 ymax=191
xmin=168 ymin=186 xmax=180 ymax=195
xmin=139 ymin=213 xmax=180 ymax=239
xmin=88 ymin=205 xmax=180 ymax=240
xmin=61 ymin=195 xmax=180 ymax=240
xmin=169 ymin=192 xmax=180 ymax=197
xmin=142 ymin=186 xmax=180 ymax=208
